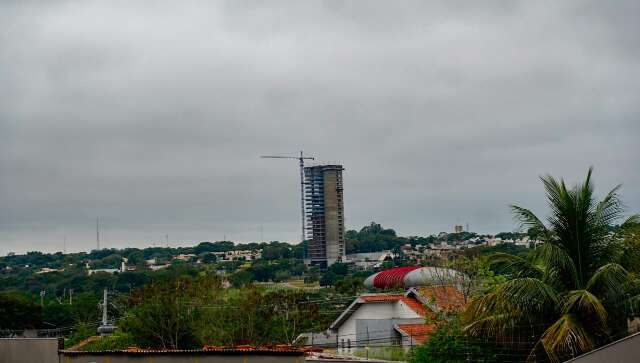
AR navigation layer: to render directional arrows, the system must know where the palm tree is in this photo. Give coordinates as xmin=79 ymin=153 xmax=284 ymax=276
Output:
xmin=463 ymin=168 xmax=639 ymax=362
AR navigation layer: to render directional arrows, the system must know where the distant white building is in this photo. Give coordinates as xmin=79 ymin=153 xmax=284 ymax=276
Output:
xmin=36 ymin=267 xmax=64 ymax=274
xmin=486 ymin=236 xmax=503 ymax=247
xmin=149 ymin=263 xmax=171 ymax=271
xmin=173 ymin=254 xmax=196 ymax=262
xmin=87 ymin=268 xmax=119 ymax=276
xmin=345 ymin=251 xmax=395 ymax=269
xmin=87 ymin=258 xmax=128 ymax=275
xmin=209 ymin=250 xmax=262 ymax=261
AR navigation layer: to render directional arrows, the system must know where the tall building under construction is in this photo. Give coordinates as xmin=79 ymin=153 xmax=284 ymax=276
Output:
xmin=304 ymin=164 xmax=345 ymax=267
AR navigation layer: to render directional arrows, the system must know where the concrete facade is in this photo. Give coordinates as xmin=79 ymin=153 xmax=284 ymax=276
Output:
xmin=0 ymin=338 xmax=60 ymax=363
xmin=323 ymin=168 xmax=344 ymax=266
xmin=304 ymin=165 xmax=345 ymax=267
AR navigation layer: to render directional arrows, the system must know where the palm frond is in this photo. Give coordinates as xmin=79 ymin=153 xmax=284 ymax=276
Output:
xmin=532 ymin=242 xmax=579 ymax=289
xmin=540 ymin=173 xmax=572 ymax=233
xmin=618 ymin=214 xmax=640 ymax=234
xmin=510 ymin=205 xmax=551 ymax=241
xmin=496 ymin=277 xmax=560 ymax=314
xmin=466 ymin=169 xmax=635 ymax=359
xmin=463 ymin=291 xmax=501 ymax=321
xmin=561 ymin=290 xmax=608 ymax=328
xmin=463 ymin=278 xmax=559 ymax=328
xmin=591 ymin=185 xmax=624 ymax=228
xmin=487 ymin=252 xmax=543 ymax=278
xmin=539 ymin=313 xmax=596 ymax=363
xmin=586 ymin=263 xmax=630 ymax=299
xmin=526 ymin=339 xmax=550 ymax=363
xmin=464 ymin=312 xmax=524 ymax=339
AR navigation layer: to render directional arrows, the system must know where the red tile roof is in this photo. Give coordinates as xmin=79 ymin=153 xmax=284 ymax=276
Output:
xmin=61 ymin=345 xmax=304 ymax=355
xmin=400 ymin=297 xmax=428 ymax=316
xmin=360 ymin=294 xmax=405 ymax=302
xmin=413 ymin=286 xmax=465 ymax=312
xmin=395 ymin=323 xmax=438 ymax=344
xmin=359 ymin=294 xmax=427 ymax=317
xmin=331 ymin=293 xmax=432 ymax=330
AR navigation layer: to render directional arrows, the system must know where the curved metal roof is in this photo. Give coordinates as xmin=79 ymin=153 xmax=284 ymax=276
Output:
xmin=364 ymin=266 xmax=463 ymax=289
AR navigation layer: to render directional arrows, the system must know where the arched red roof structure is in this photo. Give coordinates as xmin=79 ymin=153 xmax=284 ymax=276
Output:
xmin=364 ymin=266 xmax=464 ymax=289
xmin=371 ymin=266 xmax=420 ymax=289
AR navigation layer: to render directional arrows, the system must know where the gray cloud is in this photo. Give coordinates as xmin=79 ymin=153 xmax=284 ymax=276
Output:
xmin=1 ymin=1 xmax=639 ymax=254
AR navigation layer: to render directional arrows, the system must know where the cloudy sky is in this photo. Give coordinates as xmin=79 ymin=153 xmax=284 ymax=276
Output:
xmin=1 ymin=1 xmax=638 ymax=255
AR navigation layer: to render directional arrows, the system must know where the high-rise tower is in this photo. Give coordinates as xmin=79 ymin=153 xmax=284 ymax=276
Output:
xmin=304 ymin=164 xmax=345 ymax=267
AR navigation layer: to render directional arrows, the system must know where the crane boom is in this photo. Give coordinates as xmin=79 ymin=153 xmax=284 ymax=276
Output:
xmin=260 ymin=151 xmax=314 ymax=243
xmin=261 ymin=155 xmax=314 ymax=159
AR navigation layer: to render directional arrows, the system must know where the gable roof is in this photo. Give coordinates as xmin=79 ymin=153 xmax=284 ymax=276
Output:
xmin=329 ymin=293 xmax=426 ymax=331
xmin=394 ymin=323 xmax=438 ymax=344
xmin=400 ymin=296 xmax=428 ymax=316
xmin=408 ymin=285 xmax=465 ymax=312
xmin=359 ymin=294 xmax=405 ymax=302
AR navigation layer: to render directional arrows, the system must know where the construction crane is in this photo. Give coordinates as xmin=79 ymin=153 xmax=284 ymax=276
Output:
xmin=261 ymin=151 xmax=314 ymax=243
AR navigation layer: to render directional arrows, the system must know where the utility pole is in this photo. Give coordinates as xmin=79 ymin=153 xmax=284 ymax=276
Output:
xmin=40 ymin=290 xmax=45 ymax=306
xmin=97 ymin=289 xmax=115 ymax=336
xmin=166 ymin=234 xmax=169 ymax=248
xmin=102 ymin=289 xmax=108 ymax=326
xmin=69 ymin=289 xmax=74 ymax=305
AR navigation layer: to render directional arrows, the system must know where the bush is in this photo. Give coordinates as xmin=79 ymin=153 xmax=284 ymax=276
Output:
xmin=0 ymin=292 xmax=41 ymax=329
xmin=79 ymin=332 xmax=136 ymax=351
xmin=410 ymin=319 xmax=495 ymax=363
xmin=65 ymin=323 xmax=97 ymax=348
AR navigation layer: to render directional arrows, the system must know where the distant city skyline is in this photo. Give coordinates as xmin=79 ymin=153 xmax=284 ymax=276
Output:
xmin=1 ymin=1 xmax=639 ymax=255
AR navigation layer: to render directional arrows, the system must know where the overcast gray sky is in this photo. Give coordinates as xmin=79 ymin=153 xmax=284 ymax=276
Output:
xmin=1 ymin=1 xmax=638 ymax=255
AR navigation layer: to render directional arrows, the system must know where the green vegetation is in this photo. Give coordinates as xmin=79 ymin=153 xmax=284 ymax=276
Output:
xmin=463 ymin=169 xmax=640 ymax=362
xmin=86 ymin=274 xmax=345 ymax=350
xmin=345 ymin=222 xmax=436 ymax=254
xmin=410 ymin=319 xmax=495 ymax=363
xmin=4 ymin=186 xmax=636 ymax=361
xmin=354 ymin=346 xmax=409 ymax=361
xmin=0 ymin=292 xmax=41 ymax=330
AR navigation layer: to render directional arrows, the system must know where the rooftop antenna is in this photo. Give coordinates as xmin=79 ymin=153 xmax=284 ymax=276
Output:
xmin=261 ymin=150 xmax=314 ymax=243
xmin=96 ymin=217 xmax=100 ymax=250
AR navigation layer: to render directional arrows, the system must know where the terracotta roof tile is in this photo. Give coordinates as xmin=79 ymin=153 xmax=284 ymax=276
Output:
xmin=359 ymin=294 xmax=405 ymax=302
xmin=400 ymin=297 xmax=428 ymax=316
xmin=414 ymin=286 xmax=465 ymax=312
xmin=359 ymin=294 xmax=428 ymax=317
xmin=395 ymin=323 xmax=438 ymax=344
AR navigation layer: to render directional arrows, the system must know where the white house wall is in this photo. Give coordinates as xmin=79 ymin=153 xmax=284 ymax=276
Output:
xmin=394 ymin=300 xmax=422 ymax=319
xmin=336 ymin=301 xmax=422 ymax=348
xmin=337 ymin=302 xmax=395 ymax=345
